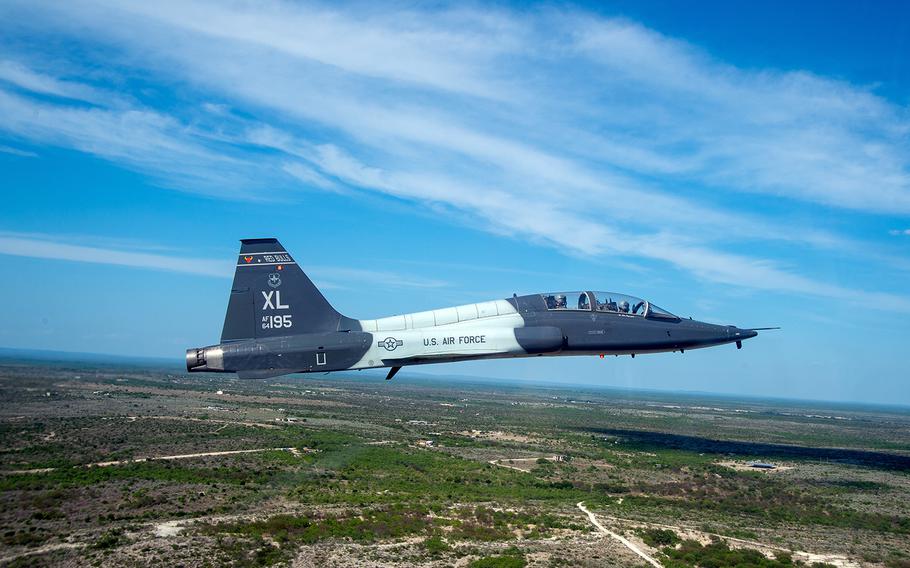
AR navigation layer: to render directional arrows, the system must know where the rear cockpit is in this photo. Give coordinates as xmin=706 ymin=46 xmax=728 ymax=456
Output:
xmin=540 ymin=291 xmax=680 ymax=321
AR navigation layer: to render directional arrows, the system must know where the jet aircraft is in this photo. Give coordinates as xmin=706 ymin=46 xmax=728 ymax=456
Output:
xmin=187 ymin=239 xmax=768 ymax=380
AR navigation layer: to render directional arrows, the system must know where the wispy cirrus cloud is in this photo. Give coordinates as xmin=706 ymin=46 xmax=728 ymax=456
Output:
xmin=6 ymin=0 xmax=907 ymax=212
xmin=308 ymin=266 xmax=448 ymax=290
xmin=0 ymin=233 xmax=231 ymax=277
xmin=0 ymin=86 xmax=293 ymax=198
xmin=570 ymin=19 xmax=910 ymax=213
xmin=305 ymin=145 xmax=910 ymax=311
xmin=0 ymin=144 xmax=37 ymax=157
xmin=0 ymin=233 xmax=449 ymax=290
xmin=0 ymin=59 xmax=112 ymax=105
xmin=0 ymin=0 xmax=908 ymax=309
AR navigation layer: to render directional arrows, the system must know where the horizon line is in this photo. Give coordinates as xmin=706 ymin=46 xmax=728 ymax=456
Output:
xmin=1 ymin=346 xmax=907 ymax=411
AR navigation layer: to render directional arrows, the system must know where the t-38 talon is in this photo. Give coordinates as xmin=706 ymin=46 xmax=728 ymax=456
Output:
xmin=187 ymin=239 xmax=772 ymax=380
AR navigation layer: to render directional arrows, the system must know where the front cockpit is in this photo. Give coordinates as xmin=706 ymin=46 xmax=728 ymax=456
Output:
xmin=528 ymin=290 xmax=760 ymax=354
xmin=540 ymin=291 xmax=680 ymax=321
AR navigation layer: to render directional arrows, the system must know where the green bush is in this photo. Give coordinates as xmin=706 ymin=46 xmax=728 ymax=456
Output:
xmin=469 ymin=549 xmax=526 ymax=568
xmin=92 ymin=529 xmax=123 ymax=550
xmin=424 ymin=535 xmax=450 ymax=555
xmin=289 ymin=445 xmax=585 ymax=506
xmin=662 ymin=539 xmax=795 ymax=568
xmin=637 ymin=527 xmax=678 ymax=547
xmin=200 ymin=507 xmax=433 ymax=545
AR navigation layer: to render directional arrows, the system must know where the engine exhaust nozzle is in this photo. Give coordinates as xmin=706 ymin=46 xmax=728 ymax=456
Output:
xmin=185 ymin=346 xmax=224 ymax=372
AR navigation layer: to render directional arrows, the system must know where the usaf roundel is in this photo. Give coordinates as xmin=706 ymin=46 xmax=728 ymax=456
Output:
xmin=380 ymin=337 xmax=404 ymax=351
xmin=267 ymin=273 xmax=282 ymax=288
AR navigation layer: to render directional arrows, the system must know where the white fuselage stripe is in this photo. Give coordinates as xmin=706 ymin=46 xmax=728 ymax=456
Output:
xmin=351 ymin=310 xmax=525 ymax=369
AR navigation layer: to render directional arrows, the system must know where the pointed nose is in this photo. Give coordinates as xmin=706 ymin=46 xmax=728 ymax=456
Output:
xmin=731 ymin=327 xmax=758 ymax=340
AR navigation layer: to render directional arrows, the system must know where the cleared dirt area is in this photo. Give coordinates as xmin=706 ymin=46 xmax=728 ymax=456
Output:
xmin=716 ymin=460 xmax=794 ymax=473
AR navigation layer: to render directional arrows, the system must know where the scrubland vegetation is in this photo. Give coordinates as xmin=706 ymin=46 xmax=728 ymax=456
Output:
xmin=0 ymin=359 xmax=908 ymax=566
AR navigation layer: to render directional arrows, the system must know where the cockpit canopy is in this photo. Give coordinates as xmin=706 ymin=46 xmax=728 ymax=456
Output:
xmin=540 ymin=291 xmax=679 ymax=321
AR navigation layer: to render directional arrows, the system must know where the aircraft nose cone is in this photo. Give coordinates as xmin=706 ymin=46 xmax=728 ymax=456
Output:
xmin=735 ymin=328 xmax=758 ymax=340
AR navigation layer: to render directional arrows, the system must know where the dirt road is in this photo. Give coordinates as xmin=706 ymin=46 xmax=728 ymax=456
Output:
xmin=576 ymin=501 xmax=662 ymax=568
xmin=488 ymin=456 xmax=559 ymax=471
xmin=5 ymin=447 xmax=309 ymax=475
xmin=0 ymin=542 xmax=84 ymax=565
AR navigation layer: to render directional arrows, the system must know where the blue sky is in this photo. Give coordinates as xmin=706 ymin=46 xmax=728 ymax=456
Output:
xmin=0 ymin=1 xmax=908 ymax=404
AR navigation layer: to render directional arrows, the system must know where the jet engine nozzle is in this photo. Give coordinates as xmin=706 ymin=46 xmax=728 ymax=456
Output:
xmin=185 ymin=346 xmax=225 ymax=372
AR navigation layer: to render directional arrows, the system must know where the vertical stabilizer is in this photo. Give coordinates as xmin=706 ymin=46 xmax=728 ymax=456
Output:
xmin=220 ymin=238 xmax=352 ymax=342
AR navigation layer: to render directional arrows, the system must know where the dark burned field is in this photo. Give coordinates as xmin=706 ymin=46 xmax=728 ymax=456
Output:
xmin=0 ymin=359 xmax=908 ymax=567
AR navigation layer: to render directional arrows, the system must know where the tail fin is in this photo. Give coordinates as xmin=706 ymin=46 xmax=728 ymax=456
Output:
xmin=220 ymin=238 xmax=353 ymax=342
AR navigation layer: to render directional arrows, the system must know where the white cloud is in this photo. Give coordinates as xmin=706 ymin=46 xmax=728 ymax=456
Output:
xmin=568 ymin=19 xmax=910 ymax=212
xmin=0 ymin=234 xmax=232 ymax=277
xmin=0 ymin=144 xmax=36 ymax=157
xmin=889 ymin=229 xmax=910 ymax=236
xmin=282 ymin=162 xmax=339 ymax=192
xmin=308 ymin=146 xmax=910 ymax=311
xmin=0 ymin=84 xmax=301 ymax=198
xmin=0 ymin=233 xmax=449 ymax=290
xmin=108 ymin=0 xmax=520 ymax=100
xmin=4 ymin=2 xmax=907 ymax=214
xmin=309 ymin=266 xmax=448 ymax=290
xmin=0 ymin=59 xmax=111 ymax=104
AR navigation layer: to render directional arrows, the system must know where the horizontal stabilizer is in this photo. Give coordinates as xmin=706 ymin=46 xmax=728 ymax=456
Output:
xmin=236 ymin=369 xmax=297 ymax=380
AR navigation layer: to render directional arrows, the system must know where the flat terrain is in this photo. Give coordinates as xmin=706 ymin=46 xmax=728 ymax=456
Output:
xmin=0 ymin=358 xmax=908 ymax=567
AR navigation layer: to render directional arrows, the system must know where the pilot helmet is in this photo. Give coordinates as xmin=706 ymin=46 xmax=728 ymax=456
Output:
xmin=618 ymin=300 xmax=630 ymax=312
xmin=556 ymin=294 xmax=566 ymax=304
